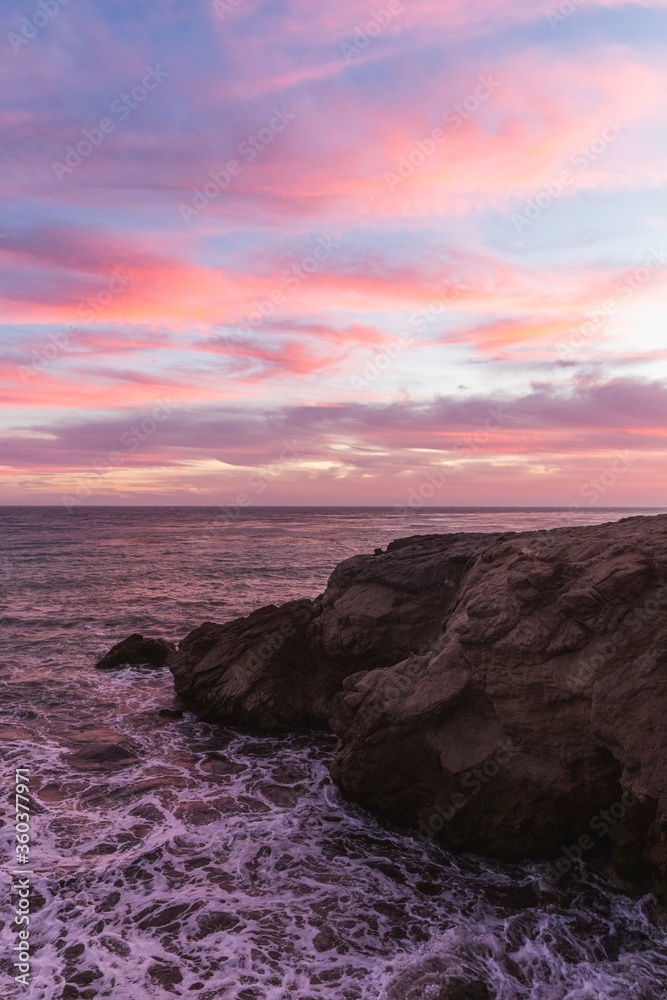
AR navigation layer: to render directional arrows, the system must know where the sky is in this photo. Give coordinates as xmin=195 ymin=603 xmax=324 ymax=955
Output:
xmin=1 ymin=0 xmax=667 ymax=507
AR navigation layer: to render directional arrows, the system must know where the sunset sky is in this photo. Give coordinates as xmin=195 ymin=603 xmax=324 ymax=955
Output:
xmin=1 ymin=0 xmax=667 ymax=506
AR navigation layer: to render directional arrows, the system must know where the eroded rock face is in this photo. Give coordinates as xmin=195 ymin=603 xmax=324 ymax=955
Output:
xmin=164 ymin=514 xmax=667 ymax=897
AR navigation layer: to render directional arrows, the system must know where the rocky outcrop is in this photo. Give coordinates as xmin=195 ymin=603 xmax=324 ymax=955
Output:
xmin=95 ymin=633 xmax=175 ymax=670
xmin=166 ymin=514 xmax=667 ymax=897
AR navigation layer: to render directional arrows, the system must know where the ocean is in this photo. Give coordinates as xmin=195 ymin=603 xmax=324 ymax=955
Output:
xmin=2 ymin=505 xmax=667 ymax=999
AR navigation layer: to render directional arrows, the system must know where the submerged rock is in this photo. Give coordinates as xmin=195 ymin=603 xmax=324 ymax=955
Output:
xmin=95 ymin=633 xmax=175 ymax=670
xmin=160 ymin=514 xmax=667 ymax=898
xmin=69 ymin=743 xmax=139 ymax=769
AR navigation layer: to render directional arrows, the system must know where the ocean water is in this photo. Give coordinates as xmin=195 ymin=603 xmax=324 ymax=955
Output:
xmin=1 ymin=505 xmax=667 ymax=1000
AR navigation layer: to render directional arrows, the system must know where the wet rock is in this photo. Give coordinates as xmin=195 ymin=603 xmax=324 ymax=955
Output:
xmin=258 ymin=782 xmax=307 ymax=807
xmin=184 ymin=856 xmax=210 ymax=870
xmin=128 ymin=804 xmax=165 ymax=823
xmin=147 ymin=962 xmax=183 ymax=990
xmin=63 ymin=943 xmax=85 ymax=960
xmin=195 ymin=910 xmax=240 ymax=937
xmin=482 ymin=881 xmax=540 ymax=911
xmin=155 ymin=515 xmax=667 ymax=898
xmin=271 ymin=763 xmax=308 ymax=784
xmin=386 ymin=960 xmax=494 ymax=1000
xmin=201 ymin=755 xmax=246 ymax=776
xmin=137 ymin=903 xmax=190 ymax=930
xmin=441 ymin=982 xmax=492 ymax=1000
xmin=174 ymin=801 xmax=221 ymax=826
xmin=158 ymin=708 xmax=184 ymax=719
xmin=95 ymin=633 xmax=175 ymax=670
xmin=312 ymin=927 xmax=337 ymax=951
xmin=71 ymin=744 xmax=138 ymax=769
xmin=69 ymin=970 xmax=100 ymax=986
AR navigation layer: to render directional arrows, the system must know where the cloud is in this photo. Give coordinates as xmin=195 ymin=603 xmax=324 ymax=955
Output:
xmin=2 ymin=0 xmax=666 ymax=503
xmin=3 ymin=376 xmax=667 ymax=475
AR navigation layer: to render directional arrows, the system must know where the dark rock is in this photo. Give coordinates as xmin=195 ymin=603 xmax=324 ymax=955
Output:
xmin=201 ymin=755 xmax=246 ymax=776
xmin=147 ymin=963 xmax=183 ymax=989
xmin=154 ymin=515 xmax=667 ymax=897
xmin=195 ymin=910 xmax=240 ymax=937
xmin=100 ymin=934 xmax=130 ymax=958
xmin=257 ymin=782 xmax=306 ymax=807
xmin=312 ymin=927 xmax=337 ymax=951
xmin=63 ymin=943 xmax=85 ymax=960
xmin=95 ymin=633 xmax=175 ymax=670
xmin=441 ymin=982 xmax=492 ymax=1000
xmin=69 ymin=971 xmax=96 ymax=986
xmin=386 ymin=961 xmax=495 ymax=1000
xmin=169 ymin=600 xmax=328 ymax=729
xmin=158 ymin=708 xmax=183 ymax=719
xmin=128 ymin=804 xmax=165 ymax=823
xmin=174 ymin=800 xmax=221 ymax=826
xmin=74 ymin=744 xmax=138 ymax=767
xmin=137 ymin=903 xmax=190 ymax=930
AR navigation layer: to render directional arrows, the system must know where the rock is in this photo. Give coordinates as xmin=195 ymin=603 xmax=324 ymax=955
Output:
xmin=158 ymin=515 xmax=667 ymax=899
xmin=386 ymin=961 xmax=495 ymax=1000
xmin=158 ymin=708 xmax=183 ymax=719
xmin=69 ymin=744 xmax=138 ymax=769
xmin=63 ymin=944 xmax=85 ymax=961
xmin=95 ymin=634 xmax=175 ymax=670
xmin=195 ymin=910 xmax=239 ymax=937
xmin=146 ymin=963 xmax=183 ymax=990
xmin=168 ymin=600 xmax=330 ymax=729
xmin=312 ymin=927 xmax=337 ymax=951
xmin=174 ymin=801 xmax=221 ymax=826
xmin=441 ymin=982 xmax=492 ymax=1000
xmin=99 ymin=935 xmax=130 ymax=958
